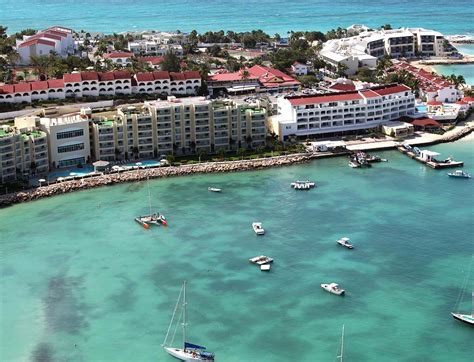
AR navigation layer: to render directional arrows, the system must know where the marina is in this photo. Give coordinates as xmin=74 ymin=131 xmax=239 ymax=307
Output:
xmin=0 ymin=123 xmax=472 ymax=361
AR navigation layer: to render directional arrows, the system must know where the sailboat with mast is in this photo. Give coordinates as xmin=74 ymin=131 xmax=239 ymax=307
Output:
xmin=163 ymin=281 xmax=215 ymax=361
xmin=451 ymin=257 xmax=473 ymax=326
xmin=135 ymin=178 xmax=167 ymax=228
xmin=336 ymin=325 xmax=344 ymax=362
xmin=451 ymin=292 xmax=474 ymax=326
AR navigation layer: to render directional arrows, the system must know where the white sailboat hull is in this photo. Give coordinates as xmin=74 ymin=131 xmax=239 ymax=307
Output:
xmin=164 ymin=347 xmax=214 ymax=361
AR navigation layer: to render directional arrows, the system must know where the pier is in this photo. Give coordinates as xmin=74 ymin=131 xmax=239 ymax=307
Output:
xmin=398 ymin=146 xmax=463 ymax=169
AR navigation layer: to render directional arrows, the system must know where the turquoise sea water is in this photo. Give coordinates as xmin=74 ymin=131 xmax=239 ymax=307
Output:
xmin=1 ymin=139 xmax=473 ymax=361
xmin=2 ymin=0 xmax=474 ymax=35
xmin=432 ymin=44 xmax=474 ymax=86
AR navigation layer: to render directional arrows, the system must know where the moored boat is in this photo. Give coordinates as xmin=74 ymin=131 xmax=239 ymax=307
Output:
xmin=447 ymin=170 xmax=471 ymax=178
xmin=321 ymin=283 xmax=345 ymax=296
xmin=291 ymin=180 xmax=316 ymax=189
xmin=336 ymin=237 xmax=353 ymax=249
xmin=135 ymin=178 xmax=167 ymax=228
xmin=252 ymin=222 xmax=265 ymax=235
xmin=249 ymin=255 xmax=274 ymax=265
xmin=163 ymin=281 xmax=215 ymax=361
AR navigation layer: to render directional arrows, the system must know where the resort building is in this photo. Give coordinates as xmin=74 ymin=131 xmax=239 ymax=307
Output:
xmin=101 ymin=51 xmax=134 ymax=66
xmin=208 ymin=65 xmax=300 ymax=96
xmin=91 ymin=97 xmax=267 ymax=161
xmin=16 ymin=26 xmax=76 ymax=65
xmin=392 ymin=61 xmax=463 ymax=102
xmin=127 ymin=41 xmax=184 ymax=57
xmin=0 ymin=124 xmax=49 ymax=183
xmin=38 ymin=114 xmax=91 ymax=168
xmin=290 ymin=62 xmax=309 ymax=76
xmin=269 ymin=84 xmax=415 ymax=141
xmin=320 ymin=28 xmax=458 ymax=76
xmin=0 ymin=70 xmax=201 ymax=104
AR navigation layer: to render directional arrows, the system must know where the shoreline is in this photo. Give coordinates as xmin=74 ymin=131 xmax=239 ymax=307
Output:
xmin=1 ymin=122 xmax=472 ymax=208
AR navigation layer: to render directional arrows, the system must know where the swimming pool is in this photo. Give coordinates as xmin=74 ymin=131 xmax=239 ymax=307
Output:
xmin=416 ymin=106 xmax=427 ymax=112
xmin=123 ymin=160 xmax=161 ymax=167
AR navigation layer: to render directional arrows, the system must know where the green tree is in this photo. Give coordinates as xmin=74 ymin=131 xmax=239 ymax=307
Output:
xmin=161 ymin=51 xmax=181 ymax=72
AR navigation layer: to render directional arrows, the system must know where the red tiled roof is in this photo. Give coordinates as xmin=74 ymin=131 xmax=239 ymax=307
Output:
xmin=98 ymin=72 xmax=115 ymax=81
xmin=287 ymin=92 xmax=363 ymax=106
xmin=329 ymin=83 xmax=356 ymax=92
xmin=80 ymin=71 xmax=99 ymax=81
xmin=360 ymin=89 xmax=380 ymax=98
xmin=135 ymin=72 xmax=155 ymax=82
xmin=463 ymin=97 xmax=474 ymax=102
xmin=373 ymin=84 xmax=411 ymax=96
xmin=44 ymin=29 xmax=68 ymax=38
xmin=30 ymin=33 xmax=61 ymax=41
xmin=112 ymin=70 xmax=131 ymax=80
xmin=47 ymin=79 xmax=65 ymax=88
xmin=427 ymin=101 xmax=443 ymax=106
xmin=170 ymin=72 xmax=186 ymax=81
xmin=18 ymin=38 xmax=56 ymax=48
xmin=411 ymin=118 xmax=441 ymax=127
xmin=30 ymin=81 xmax=49 ymax=91
xmin=248 ymin=65 xmax=300 ymax=87
xmin=152 ymin=71 xmax=171 ymax=80
xmin=63 ymin=73 xmax=82 ymax=83
xmin=138 ymin=56 xmax=164 ymax=65
xmin=14 ymin=83 xmax=32 ymax=92
xmin=183 ymin=71 xmax=201 ymax=80
xmin=209 ymin=72 xmax=257 ymax=82
xmin=103 ymin=52 xmax=133 ymax=59
xmin=0 ymin=84 xmax=15 ymax=94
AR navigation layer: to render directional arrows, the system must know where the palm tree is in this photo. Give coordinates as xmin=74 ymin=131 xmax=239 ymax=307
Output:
xmin=114 ymin=148 xmax=121 ymax=161
xmin=237 ymin=148 xmax=246 ymax=160
xmin=240 ymin=69 xmax=250 ymax=92
xmin=245 ymin=135 xmax=253 ymax=149
xmin=132 ymin=146 xmax=139 ymax=159
xmin=30 ymin=55 xmax=51 ymax=78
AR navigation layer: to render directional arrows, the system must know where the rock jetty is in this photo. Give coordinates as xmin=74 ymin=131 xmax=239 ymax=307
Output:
xmin=0 ymin=153 xmax=332 ymax=207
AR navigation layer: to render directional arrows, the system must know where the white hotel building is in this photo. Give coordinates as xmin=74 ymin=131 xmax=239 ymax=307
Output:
xmin=269 ymin=84 xmax=415 ymax=141
xmin=320 ymin=28 xmax=458 ymax=76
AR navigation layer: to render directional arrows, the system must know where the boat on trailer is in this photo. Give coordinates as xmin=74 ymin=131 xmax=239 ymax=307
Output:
xmin=163 ymin=281 xmax=215 ymax=361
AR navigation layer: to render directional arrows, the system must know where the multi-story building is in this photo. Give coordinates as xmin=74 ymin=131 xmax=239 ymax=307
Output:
xmin=102 ymin=52 xmax=135 ymax=66
xmin=90 ymin=97 xmax=267 ymax=161
xmin=320 ymin=28 xmax=459 ymax=76
xmin=0 ymin=124 xmax=49 ymax=183
xmin=127 ymin=41 xmax=184 ymax=57
xmin=38 ymin=115 xmax=91 ymax=168
xmin=0 ymin=70 xmax=201 ymax=104
xmin=269 ymin=84 xmax=415 ymax=142
xmin=392 ymin=61 xmax=463 ymax=102
xmin=16 ymin=26 xmax=76 ymax=65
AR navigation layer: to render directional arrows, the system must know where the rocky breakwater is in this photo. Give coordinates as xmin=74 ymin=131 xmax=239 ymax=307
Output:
xmin=0 ymin=153 xmax=318 ymax=207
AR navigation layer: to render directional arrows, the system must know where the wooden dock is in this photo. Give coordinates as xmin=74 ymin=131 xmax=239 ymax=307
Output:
xmin=397 ymin=147 xmax=463 ymax=169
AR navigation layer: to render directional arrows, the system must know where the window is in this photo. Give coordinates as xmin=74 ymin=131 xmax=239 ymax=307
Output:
xmin=56 ymin=129 xmax=84 ymax=139
xmin=58 ymin=157 xmax=85 ymax=168
xmin=57 ymin=143 xmax=84 ymax=153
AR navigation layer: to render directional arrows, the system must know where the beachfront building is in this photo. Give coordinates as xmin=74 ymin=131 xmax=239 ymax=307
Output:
xmin=101 ymin=52 xmax=134 ymax=66
xmin=16 ymin=26 xmax=76 ymax=65
xmin=127 ymin=40 xmax=184 ymax=57
xmin=90 ymin=97 xmax=267 ymax=160
xmin=0 ymin=124 xmax=49 ymax=183
xmin=269 ymin=84 xmax=415 ymax=142
xmin=208 ymin=65 xmax=300 ymax=96
xmin=38 ymin=114 xmax=91 ymax=168
xmin=0 ymin=70 xmax=201 ymax=104
xmin=392 ymin=61 xmax=463 ymax=102
xmin=320 ymin=28 xmax=458 ymax=76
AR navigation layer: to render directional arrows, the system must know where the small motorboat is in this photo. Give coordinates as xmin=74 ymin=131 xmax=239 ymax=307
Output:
xmin=291 ymin=180 xmax=316 ymax=190
xmin=252 ymin=222 xmax=265 ymax=235
xmin=348 ymin=161 xmax=359 ymax=168
xmin=249 ymin=255 xmax=274 ymax=265
xmin=336 ymin=237 xmax=353 ymax=249
xmin=208 ymin=187 xmax=222 ymax=192
xmin=260 ymin=264 xmax=271 ymax=272
xmin=321 ymin=283 xmax=345 ymax=296
xmin=447 ymin=170 xmax=471 ymax=178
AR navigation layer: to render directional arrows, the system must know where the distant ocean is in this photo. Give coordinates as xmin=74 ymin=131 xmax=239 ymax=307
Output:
xmin=2 ymin=0 xmax=474 ymax=35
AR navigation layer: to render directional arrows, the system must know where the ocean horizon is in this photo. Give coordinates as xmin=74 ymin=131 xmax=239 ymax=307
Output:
xmin=2 ymin=0 xmax=474 ymax=36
